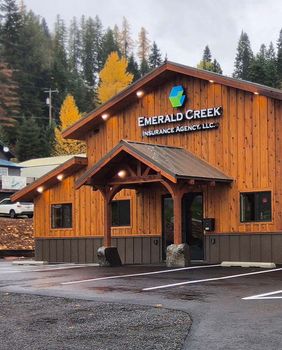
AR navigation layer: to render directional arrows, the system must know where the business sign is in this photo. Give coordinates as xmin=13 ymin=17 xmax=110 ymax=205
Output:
xmin=138 ymin=85 xmax=223 ymax=137
xmin=2 ymin=175 xmax=27 ymax=190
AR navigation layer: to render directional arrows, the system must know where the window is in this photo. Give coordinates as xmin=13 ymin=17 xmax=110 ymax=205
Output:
xmin=240 ymin=191 xmax=271 ymax=222
xmin=0 ymin=167 xmax=8 ymax=176
xmin=51 ymin=203 xmax=72 ymax=229
xmin=111 ymin=200 xmax=130 ymax=227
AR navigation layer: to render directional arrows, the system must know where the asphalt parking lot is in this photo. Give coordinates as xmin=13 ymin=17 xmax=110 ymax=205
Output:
xmin=0 ymin=261 xmax=282 ymax=349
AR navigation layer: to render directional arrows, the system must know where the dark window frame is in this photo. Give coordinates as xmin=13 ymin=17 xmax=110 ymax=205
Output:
xmin=111 ymin=199 xmax=131 ymax=227
xmin=51 ymin=203 xmax=73 ymax=229
xmin=240 ymin=191 xmax=272 ymax=223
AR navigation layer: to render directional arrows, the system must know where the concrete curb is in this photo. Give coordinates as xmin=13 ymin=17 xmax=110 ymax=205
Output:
xmin=221 ymin=261 xmax=276 ymax=268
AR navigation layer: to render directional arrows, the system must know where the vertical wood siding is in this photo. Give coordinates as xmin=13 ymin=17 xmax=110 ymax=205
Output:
xmin=34 ymin=75 xmax=282 ymax=238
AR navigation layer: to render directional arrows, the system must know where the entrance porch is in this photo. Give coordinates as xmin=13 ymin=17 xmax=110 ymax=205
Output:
xmin=76 ymin=140 xmax=232 ymax=266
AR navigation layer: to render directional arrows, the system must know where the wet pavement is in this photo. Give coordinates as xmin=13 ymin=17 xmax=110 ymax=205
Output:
xmin=0 ymin=261 xmax=282 ymax=349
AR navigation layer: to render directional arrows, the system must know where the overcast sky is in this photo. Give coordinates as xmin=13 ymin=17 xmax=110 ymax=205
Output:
xmin=23 ymin=0 xmax=282 ymax=76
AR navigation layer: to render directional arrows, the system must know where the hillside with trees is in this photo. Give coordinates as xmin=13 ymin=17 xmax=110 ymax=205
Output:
xmin=0 ymin=0 xmax=282 ymax=161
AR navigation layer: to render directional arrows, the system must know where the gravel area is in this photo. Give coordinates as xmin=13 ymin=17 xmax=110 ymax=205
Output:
xmin=0 ymin=293 xmax=191 ymax=350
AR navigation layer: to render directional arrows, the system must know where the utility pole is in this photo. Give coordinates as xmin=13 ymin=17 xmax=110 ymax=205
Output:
xmin=44 ymin=88 xmax=59 ymax=126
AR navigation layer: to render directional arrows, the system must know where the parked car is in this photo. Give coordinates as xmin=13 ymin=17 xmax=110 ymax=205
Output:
xmin=0 ymin=198 xmax=34 ymax=218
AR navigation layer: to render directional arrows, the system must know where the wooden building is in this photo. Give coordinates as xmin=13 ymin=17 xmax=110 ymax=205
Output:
xmin=12 ymin=62 xmax=282 ymax=264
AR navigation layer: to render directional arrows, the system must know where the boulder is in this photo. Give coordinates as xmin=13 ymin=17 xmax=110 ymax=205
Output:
xmin=166 ymin=243 xmax=190 ymax=267
xmin=97 ymin=246 xmax=122 ymax=267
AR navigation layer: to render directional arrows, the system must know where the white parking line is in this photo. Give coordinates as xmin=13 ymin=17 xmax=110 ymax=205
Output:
xmin=243 ymin=290 xmax=282 ymax=300
xmin=0 ymin=265 xmax=95 ymax=274
xmin=142 ymin=267 xmax=282 ymax=291
xmin=61 ymin=264 xmax=221 ymax=285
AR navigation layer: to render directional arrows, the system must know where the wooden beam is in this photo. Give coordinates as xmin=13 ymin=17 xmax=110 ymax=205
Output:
xmin=108 ymin=174 xmax=162 ymax=186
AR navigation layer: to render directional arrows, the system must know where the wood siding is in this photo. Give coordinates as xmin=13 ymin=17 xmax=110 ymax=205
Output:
xmin=34 ymin=74 xmax=282 ymax=238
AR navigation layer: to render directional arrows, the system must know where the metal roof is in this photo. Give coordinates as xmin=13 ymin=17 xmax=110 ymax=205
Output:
xmin=0 ymin=159 xmax=21 ymax=168
xmin=19 ymin=154 xmax=86 ymax=167
xmin=76 ymin=140 xmax=232 ymax=188
xmin=124 ymin=141 xmax=232 ymax=182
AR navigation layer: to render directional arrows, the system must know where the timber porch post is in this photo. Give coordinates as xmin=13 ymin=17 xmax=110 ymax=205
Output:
xmin=103 ymin=198 xmax=112 ymax=247
xmin=99 ymin=185 xmax=122 ymax=248
xmin=173 ymin=189 xmax=184 ymax=245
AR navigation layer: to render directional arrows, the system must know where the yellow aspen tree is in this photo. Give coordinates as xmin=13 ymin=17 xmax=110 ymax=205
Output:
xmin=98 ymin=52 xmax=133 ymax=103
xmin=54 ymin=94 xmax=86 ymax=155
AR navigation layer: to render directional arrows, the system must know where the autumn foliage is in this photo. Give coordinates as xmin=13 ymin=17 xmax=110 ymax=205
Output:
xmin=54 ymin=94 xmax=86 ymax=155
xmin=98 ymin=52 xmax=133 ymax=103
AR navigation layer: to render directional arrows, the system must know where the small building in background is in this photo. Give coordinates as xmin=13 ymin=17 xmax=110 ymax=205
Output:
xmin=19 ymin=154 xmax=86 ymax=179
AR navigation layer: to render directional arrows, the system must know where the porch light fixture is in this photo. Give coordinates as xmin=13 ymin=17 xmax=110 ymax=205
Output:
xmin=209 ymin=80 xmax=214 ymax=83
xmin=101 ymin=113 xmax=109 ymax=121
xmin=253 ymin=91 xmax=259 ymax=95
xmin=136 ymin=90 xmax=144 ymax=98
xmin=57 ymin=174 xmax=64 ymax=181
xmin=37 ymin=186 xmax=44 ymax=193
xmin=117 ymin=170 xmax=127 ymax=178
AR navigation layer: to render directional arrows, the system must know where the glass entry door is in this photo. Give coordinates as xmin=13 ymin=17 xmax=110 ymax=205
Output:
xmin=162 ymin=193 xmax=204 ymax=261
xmin=183 ymin=193 xmax=204 ymax=260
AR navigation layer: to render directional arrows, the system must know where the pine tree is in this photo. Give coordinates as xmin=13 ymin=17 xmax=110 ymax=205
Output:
xmin=127 ymin=54 xmax=140 ymax=82
xmin=15 ymin=118 xmax=43 ymax=161
xmin=249 ymin=44 xmax=267 ymax=85
xmin=16 ymin=10 xmax=53 ymax=120
xmin=100 ymin=28 xmax=120 ymax=67
xmin=233 ymin=31 xmax=253 ymax=80
xmin=54 ymin=94 xmax=86 ymax=155
xmin=140 ymin=58 xmax=150 ymax=76
xmin=137 ymin=27 xmax=150 ymax=62
xmin=120 ymin=17 xmax=133 ymax=58
xmin=265 ymin=42 xmax=278 ymax=87
xmin=81 ymin=15 xmax=104 ymax=84
xmin=148 ymin=41 xmax=162 ymax=69
xmin=203 ymin=45 xmax=212 ymax=63
xmin=277 ymin=29 xmax=282 ymax=87
xmin=68 ymin=17 xmax=81 ymax=74
xmin=197 ymin=46 xmax=222 ymax=74
xmin=0 ymin=0 xmax=23 ymax=67
xmin=249 ymin=43 xmax=279 ymax=87
xmin=97 ymin=52 xmax=133 ymax=103
xmin=212 ymin=59 xmax=223 ymax=74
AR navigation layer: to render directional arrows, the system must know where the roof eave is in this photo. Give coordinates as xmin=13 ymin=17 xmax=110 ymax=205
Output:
xmin=11 ymin=156 xmax=87 ymax=202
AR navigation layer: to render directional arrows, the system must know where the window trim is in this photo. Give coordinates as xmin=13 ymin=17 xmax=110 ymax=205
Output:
xmin=239 ymin=190 xmax=272 ymax=224
xmin=50 ymin=202 xmax=73 ymax=230
xmin=111 ymin=199 xmax=131 ymax=228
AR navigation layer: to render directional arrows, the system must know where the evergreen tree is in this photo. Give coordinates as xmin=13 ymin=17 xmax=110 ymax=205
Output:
xmin=212 ymin=59 xmax=223 ymax=74
xmin=16 ymin=10 xmax=53 ymax=120
xmin=68 ymin=16 xmax=81 ymax=74
xmin=203 ymin=45 xmax=212 ymax=63
xmin=197 ymin=46 xmax=222 ymax=74
xmin=148 ymin=41 xmax=162 ymax=69
xmin=140 ymin=58 xmax=150 ymax=76
xmin=127 ymin=54 xmax=140 ymax=81
xmin=15 ymin=118 xmax=43 ymax=161
xmin=249 ymin=43 xmax=278 ymax=87
xmin=277 ymin=29 xmax=282 ymax=87
xmin=233 ymin=31 xmax=253 ymax=80
xmin=54 ymin=94 xmax=86 ymax=155
xmin=0 ymin=0 xmax=23 ymax=67
xmin=98 ymin=52 xmax=133 ymax=103
xmin=100 ymin=28 xmax=120 ymax=67
xmin=265 ymin=42 xmax=279 ymax=87
xmin=81 ymin=15 xmax=103 ymax=85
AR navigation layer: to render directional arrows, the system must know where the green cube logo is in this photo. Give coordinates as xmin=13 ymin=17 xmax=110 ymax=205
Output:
xmin=169 ymin=85 xmax=186 ymax=108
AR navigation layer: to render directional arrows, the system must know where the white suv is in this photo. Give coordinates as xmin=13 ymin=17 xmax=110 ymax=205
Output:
xmin=0 ymin=198 xmax=34 ymax=218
